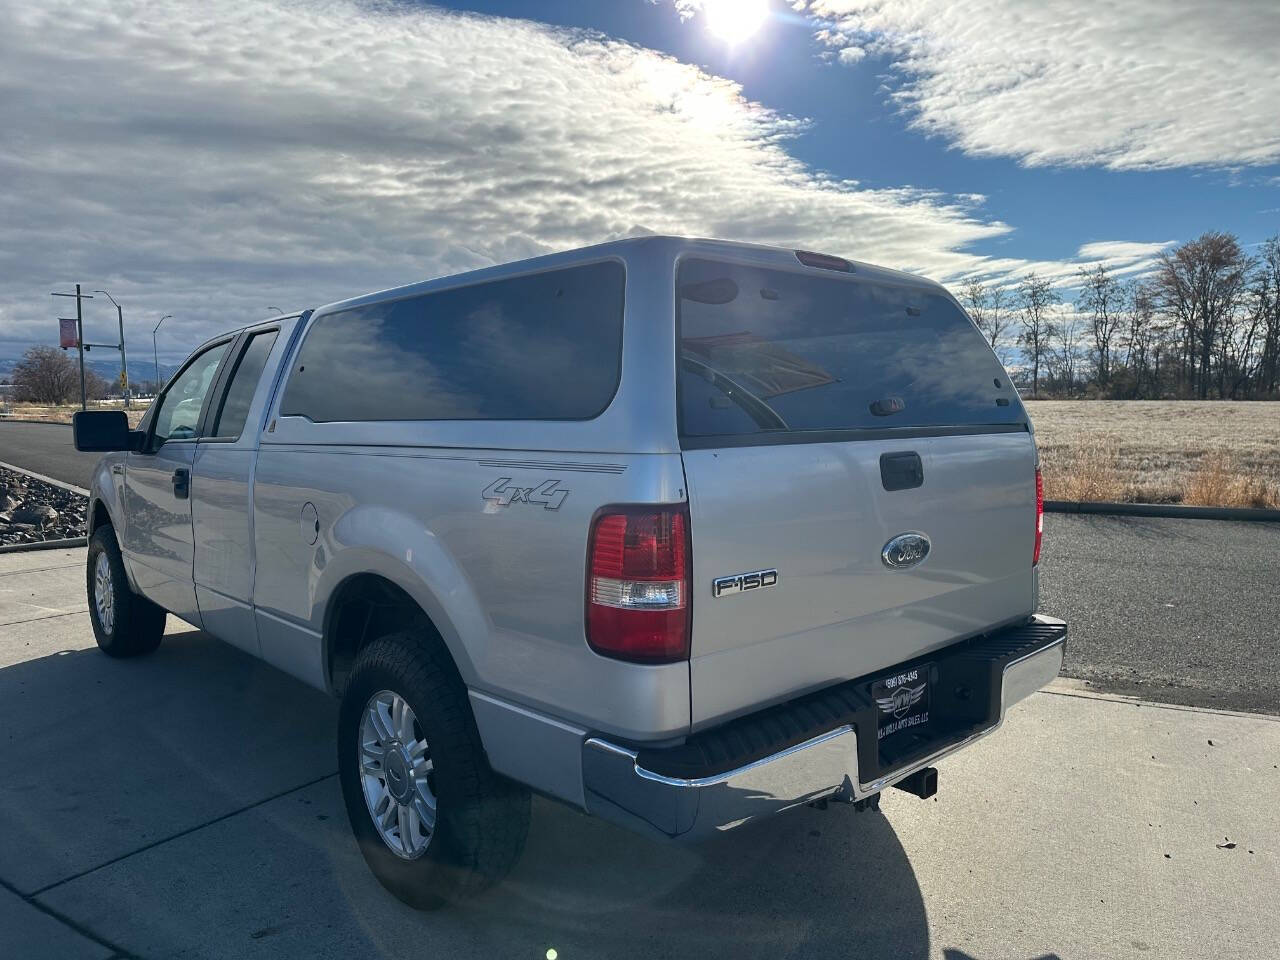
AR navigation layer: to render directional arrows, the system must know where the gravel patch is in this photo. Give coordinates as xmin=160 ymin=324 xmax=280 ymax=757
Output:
xmin=0 ymin=465 xmax=88 ymax=546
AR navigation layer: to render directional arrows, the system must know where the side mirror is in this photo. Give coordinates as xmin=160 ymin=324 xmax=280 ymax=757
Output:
xmin=73 ymin=410 xmax=141 ymax=452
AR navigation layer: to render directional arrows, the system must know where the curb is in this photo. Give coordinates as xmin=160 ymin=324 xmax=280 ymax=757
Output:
xmin=0 ymin=458 xmax=90 ymax=497
xmin=1043 ymin=678 xmax=1280 ymax=722
xmin=0 ymin=537 xmax=88 ymax=554
xmin=1044 ymin=499 xmax=1280 ymax=522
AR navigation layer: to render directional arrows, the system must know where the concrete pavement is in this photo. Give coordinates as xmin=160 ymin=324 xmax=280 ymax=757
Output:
xmin=2 ymin=548 xmax=1277 ymax=959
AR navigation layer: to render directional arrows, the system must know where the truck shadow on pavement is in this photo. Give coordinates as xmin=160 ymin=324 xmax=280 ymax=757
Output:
xmin=0 ymin=626 xmax=932 ymax=960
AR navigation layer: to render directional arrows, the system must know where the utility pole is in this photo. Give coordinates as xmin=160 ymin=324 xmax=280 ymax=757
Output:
xmin=51 ymin=284 xmax=93 ymax=410
xmin=153 ymin=314 xmax=172 ymax=394
xmin=93 ymin=290 xmax=131 ymax=407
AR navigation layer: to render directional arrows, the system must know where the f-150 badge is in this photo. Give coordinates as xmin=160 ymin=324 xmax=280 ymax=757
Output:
xmin=482 ymin=478 xmax=569 ymax=511
xmin=712 ymin=568 xmax=778 ymax=598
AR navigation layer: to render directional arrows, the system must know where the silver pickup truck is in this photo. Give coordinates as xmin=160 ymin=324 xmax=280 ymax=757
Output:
xmin=74 ymin=236 xmax=1065 ymax=909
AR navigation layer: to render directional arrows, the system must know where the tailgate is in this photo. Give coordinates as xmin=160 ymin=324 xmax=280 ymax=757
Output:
xmin=683 ymin=432 xmax=1037 ymax=728
xmin=673 ymin=253 xmax=1039 ymax=729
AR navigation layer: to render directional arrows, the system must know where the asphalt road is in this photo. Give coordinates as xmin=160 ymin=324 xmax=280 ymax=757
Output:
xmin=2 ymin=418 xmax=1277 ymax=713
xmin=0 ymin=420 xmax=99 ymax=489
xmin=1039 ymin=513 xmax=1280 ymax=714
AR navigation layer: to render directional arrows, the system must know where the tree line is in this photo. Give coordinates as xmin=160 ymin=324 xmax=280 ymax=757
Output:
xmin=5 ymin=345 xmax=163 ymax=404
xmin=962 ymin=232 xmax=1280 ymax=400
xmin=6 ymin=346 xmax=111 ymax=403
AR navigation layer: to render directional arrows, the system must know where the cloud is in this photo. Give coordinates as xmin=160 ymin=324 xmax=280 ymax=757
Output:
xmin=956 ymin=240 xmax=1169 ymax=293
xmin=798 ymin=0 xmax=1280 ymax=171
xmin=1074 ymin=241 xmax=1174 ymax=269
xmin=0 ymin=0 xmax=1158 ymax=365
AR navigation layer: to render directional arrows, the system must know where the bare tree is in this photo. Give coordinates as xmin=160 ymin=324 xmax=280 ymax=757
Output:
xmin=1049 ymin=310 xmax=1084 ymax=395
xmin=1016 ymin=273 xmax=1061 ymax=397
xmin=1253 ymin=235 xmax=1280 ymax=396
xmin=1076 ymin=263 xmax=1125 ymax=385
xmin=961 ymin=279 xmax=1013 ymax=357
xmin=11 ymin=346 xmax=80 ymax=404
xmin=1152 ymin=232 xmax=1251 ymax=399
xmin=85 ymin=368 xmax=112 ymax=401
xmin=1119 ymin=281 xmax=1157 ymax=397
xmin=961 ymin=278 xmax=987 ymax=331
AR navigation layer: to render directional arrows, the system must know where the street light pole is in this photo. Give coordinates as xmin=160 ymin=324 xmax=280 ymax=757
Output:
xmin=93 ymin=290 xmax=131 ymax=408
xmin=153 ymin=314 xmax=172 ymax=396
xmin=51 ymin=285 xmax=93 ymax=410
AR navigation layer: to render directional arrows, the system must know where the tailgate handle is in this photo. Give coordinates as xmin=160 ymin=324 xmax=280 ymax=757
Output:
xmin=880 ymin=452 xmax=923 ymax=491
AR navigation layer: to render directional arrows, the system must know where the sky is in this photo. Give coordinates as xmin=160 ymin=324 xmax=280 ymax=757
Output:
xmin=1 ymin=0 xmax=1277 ymax=367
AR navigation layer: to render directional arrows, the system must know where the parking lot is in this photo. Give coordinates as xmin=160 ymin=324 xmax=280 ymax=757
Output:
xmin=2 ymin=545 xmax=1278 ymax=959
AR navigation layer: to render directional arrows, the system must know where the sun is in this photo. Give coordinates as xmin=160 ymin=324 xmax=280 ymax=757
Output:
xmin=702 ymin=0 xmax=770 ymax=46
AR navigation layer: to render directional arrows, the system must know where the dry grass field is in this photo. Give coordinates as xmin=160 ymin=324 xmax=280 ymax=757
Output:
xmin=1029 ymin=400 xmax=1280 ymax=507
xmin=1 ymin=401 xmax=147 ymax=428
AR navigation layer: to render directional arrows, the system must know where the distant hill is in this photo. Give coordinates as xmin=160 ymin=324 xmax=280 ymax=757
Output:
xmin=0 ymin=352 xmax=177 ymax=387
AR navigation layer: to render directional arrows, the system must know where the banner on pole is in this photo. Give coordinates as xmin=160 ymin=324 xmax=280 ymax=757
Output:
xmin=59 ymin=318 xmax=78 ymax=349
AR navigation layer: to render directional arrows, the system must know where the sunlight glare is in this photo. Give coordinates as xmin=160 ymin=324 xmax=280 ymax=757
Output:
xmin=702 ymin=0 xmax=770 ymax=46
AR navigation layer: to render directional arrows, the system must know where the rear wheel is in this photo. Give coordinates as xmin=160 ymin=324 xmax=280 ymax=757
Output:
xmin=338 ymin=631 xmax=530 ymax=909
xmin=86 ymin=526 xmax=166 ymax=658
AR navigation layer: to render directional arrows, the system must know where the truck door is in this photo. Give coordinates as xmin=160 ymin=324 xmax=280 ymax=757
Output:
xmin=122 ymin=337 xmax=233 ymax=624
xmin=190 ymin=320 xmax=292 ymax=656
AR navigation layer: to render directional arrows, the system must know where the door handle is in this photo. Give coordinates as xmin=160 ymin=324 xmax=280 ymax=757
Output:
xmin=172 ymin=467 xmax=190 ymax=499
xmin=880 ymin=451 xmax=924 ymax=491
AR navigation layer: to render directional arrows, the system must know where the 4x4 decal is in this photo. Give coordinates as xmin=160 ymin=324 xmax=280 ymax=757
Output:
xmin=482 ymin=478 xmax=570 ymax=511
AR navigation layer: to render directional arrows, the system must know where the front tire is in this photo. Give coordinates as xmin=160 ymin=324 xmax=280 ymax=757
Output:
xmin=86 ymin=526 xmax=166 ymax=658
xmin=338 ymin=631 xmax=530 ymax=909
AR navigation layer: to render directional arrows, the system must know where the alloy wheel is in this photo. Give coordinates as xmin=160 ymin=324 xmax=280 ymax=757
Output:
xmin=358 ymin=689 xmax=437 ymax=859
xmin=93 ymin=551 xmax=115 ymax=634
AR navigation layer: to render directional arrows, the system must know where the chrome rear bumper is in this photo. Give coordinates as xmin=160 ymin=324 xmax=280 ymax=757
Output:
xmin=583 ymin=616 xmax=1065 ymax=839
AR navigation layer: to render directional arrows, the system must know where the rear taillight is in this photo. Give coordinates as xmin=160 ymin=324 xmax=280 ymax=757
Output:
xmin=586 ymin=507 xmax=691 ymax=663
xmin=1033 ymin=467 xmax=1044 ymax=566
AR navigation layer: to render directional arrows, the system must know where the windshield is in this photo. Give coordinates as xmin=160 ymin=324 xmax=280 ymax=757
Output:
xmin=677 ymin=257 xmax=1022 ymax=441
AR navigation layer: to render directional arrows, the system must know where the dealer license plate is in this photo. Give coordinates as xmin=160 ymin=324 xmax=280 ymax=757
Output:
xmin=872 ymin=664 xmax=931 ymax=740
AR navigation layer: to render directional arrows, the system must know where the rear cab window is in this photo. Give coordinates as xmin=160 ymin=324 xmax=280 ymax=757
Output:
xmin=280 ymin=261 xmax=625 ymax=423
xmin=676 ymin=257 xmax=1023 ymax=445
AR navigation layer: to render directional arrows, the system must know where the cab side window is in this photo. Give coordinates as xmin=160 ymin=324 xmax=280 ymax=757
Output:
xmin=212 ymin=330 xmax=279 ymax=439
xmin=152 ymin=342 xmax=229 ymax=445
xmin=280 ymin=261 xmax=625 ymax=423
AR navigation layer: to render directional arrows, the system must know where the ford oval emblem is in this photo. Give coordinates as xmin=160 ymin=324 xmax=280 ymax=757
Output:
xmin=882 ymin=532 xmax=930 ymax=570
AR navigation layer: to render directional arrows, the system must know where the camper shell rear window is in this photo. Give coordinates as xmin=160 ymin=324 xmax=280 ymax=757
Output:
xmin=676 ymin=257 xmax=1023 ymax=445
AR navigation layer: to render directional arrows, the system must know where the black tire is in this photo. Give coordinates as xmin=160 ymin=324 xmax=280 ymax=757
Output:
xmin=86 ymin=526 xmax=166 ymax=658
xmin=338 ymin=630 xmax=531 ymax=909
